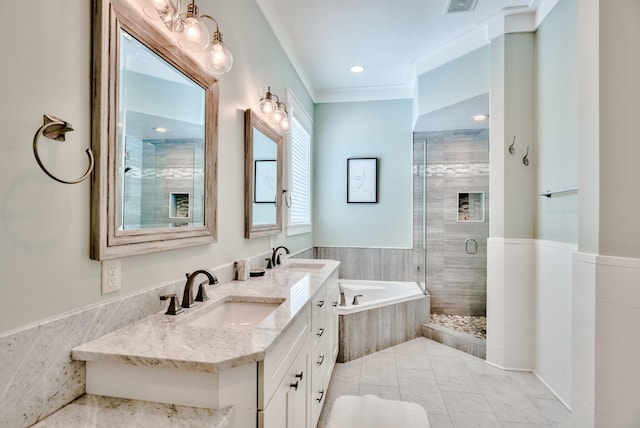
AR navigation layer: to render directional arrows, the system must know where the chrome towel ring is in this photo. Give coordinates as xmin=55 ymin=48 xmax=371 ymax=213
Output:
xmin=33 ymin=114 xmax=94 ymax=184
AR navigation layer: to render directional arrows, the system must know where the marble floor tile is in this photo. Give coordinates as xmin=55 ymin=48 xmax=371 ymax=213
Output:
xmin=509 ymin=371 xmax=558 ymax=400
xmin=317 ymin=337 xmax=570 ymax=428
xmin=474 ymin=373 xmax=524 ymax=395
xmin=484 ymin=390 xmax=548 ymax=424
xmin=360 ymin=356 xmax=398 ymax=387
xmin=428 ymin=413 xmax=454 ymax=428
xmin=499 ymin=423 xmax=552 ymax=428
xmin=358 ymin=383 xmax=401 ymax=400
xmin=531 ymin=398 xmax=572 ymax=428
xmin=442 ymin=391 xmax=502 ymax=428
xmin=429 ymin=355 xmax=471 ymax=377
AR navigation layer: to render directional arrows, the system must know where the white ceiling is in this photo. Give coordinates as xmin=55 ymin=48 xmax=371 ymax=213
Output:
xmin=255 ymin=0 xmax=559 ymax=103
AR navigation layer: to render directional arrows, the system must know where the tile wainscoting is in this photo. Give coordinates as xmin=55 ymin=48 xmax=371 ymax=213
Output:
xmin=314 ymin=247 xmax=415 ymax=282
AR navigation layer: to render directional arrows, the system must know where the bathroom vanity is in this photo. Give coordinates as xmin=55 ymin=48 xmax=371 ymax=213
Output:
xmin=71 ymin=259 xmax=339 ymax=428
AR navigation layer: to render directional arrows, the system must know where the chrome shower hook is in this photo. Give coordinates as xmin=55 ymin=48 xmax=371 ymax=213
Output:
xmin=32 ymin=114 xmax=94 ymax=184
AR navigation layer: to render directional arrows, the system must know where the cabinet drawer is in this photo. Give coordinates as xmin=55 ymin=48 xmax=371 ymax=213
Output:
xmin=311 ymin=287 xmax=326 ymax=329
xmin=310 ymin=365 xmax=326 ymax=427
xmin=259 ymin=305 xmax=310 ymax=409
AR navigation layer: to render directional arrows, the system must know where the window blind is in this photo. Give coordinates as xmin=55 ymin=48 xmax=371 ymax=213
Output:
xmin=289 ymin=116 xmax=310 ymax=225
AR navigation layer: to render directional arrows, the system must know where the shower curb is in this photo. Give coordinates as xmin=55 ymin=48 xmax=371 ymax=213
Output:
xmin=422 ymin=323 xmax=486 ymax=359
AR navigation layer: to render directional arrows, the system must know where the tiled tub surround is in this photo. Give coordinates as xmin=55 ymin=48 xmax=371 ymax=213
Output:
xmin=72 ymin=259 xmax=339 ymax=428
xmin=0 ymin=249 xmax=309 ymax=428
xmin=314 ymin=247 xmax=414 ymax=281
xmin=336 ymin=281 xmax=428 ymax=362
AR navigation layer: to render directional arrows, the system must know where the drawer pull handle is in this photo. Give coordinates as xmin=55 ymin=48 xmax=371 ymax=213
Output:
xmin=290 ymin=380 xmax=299 ymax=391
xmin=317 ymin=328 xmax=324 ymax=337
xmin=295 ymin=372 xmax=303 ymax=381
xmin=316 ymin=389 xmax=325 ymax=403
xmin=332 ymin=301 xmax=338 ymax=307
xmin=317 ymin=354 xmax=325 ymax=366
xmin=317 ymin=300 xmax=325 ymax=308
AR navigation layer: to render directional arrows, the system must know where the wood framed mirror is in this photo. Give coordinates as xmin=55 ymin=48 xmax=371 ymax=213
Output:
xmin=91 ymin=0 xmax=218 ymax=260
xmin=245 ymin=110 xmax=283 ymax=239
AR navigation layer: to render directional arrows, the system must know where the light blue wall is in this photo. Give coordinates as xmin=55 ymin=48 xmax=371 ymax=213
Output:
xmin=0 ymin=0 xmax=313 ymax=333
xmin=313 ymin=100 xmax=413 ymax=247
xmin=535 ymin=0 xmax=578 ymax=244
xmin=417 ymin=46 xmax=491 ymax=117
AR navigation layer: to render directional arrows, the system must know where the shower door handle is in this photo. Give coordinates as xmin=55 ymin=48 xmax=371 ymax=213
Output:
xmin=465 ymin=238 xmax=478 ymax=254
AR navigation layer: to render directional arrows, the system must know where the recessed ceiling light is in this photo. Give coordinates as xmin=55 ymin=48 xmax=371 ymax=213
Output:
xmin=471 ymin=114 xmax=489 ymax=121
xmin=350 ymin=65 xmax=365 ymax=73
xmin=154 ymin=127 xmax=169 ymax=133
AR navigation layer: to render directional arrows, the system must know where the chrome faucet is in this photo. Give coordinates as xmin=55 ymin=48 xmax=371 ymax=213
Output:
xmin=182 ymin=269 xmax=218 ymax=309
xmin=338 ymin=282 xmax=346 ymax=306
xmin=271 ymin=246 xmax=290 ymax=267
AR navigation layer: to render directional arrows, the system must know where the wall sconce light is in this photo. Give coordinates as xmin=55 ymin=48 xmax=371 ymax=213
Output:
xmin=259 ymin=87 xmax=290 ymax=133
xmin=144 ymin=0 xmax=233 ymax=75
xmin=173 ymin=1 xmax=209 ymax=52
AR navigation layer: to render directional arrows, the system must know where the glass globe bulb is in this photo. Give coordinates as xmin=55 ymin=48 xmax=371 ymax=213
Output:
xmin=175 ymin=14 xmax=209 ymax=52
xmin=278 ymin=116 xmax=291 ymax=133
xmin=205 ymin=41 xmax=233 ymax=75
xmin=143 ymin=0 xmax=176 ymax=23
xmin=272 ymin=106 xmax=285 ymax=123
xmin=259 ymin=97 xmax=277 ymax=115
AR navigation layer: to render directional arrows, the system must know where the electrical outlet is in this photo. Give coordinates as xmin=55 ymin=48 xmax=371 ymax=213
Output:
xmin=101 ymin=259 xmax=121 ymax=294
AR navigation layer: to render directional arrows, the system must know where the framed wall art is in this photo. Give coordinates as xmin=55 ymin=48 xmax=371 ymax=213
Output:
xmin=347 ymin=157 xmax=378 ymax=203
xmin=254 ymin=160 xmax=277 ymax=203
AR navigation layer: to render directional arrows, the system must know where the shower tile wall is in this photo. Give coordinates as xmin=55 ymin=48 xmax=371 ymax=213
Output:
xmin=140 ymin=140 xmax=204 ymax=228
xmin=418 ymin=129 xmax=489 ymax=316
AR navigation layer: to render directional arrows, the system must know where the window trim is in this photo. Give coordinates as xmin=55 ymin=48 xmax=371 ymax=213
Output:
xmin=284 ymin=88 xmax=312 ymax=236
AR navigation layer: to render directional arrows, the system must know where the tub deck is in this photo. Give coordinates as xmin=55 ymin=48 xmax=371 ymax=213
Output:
xmin=336 ymin=280 xmax=429 ymax=362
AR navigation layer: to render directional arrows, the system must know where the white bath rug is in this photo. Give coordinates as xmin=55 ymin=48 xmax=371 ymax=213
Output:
xmin=325 ymin=394 xmax=430 ymax=428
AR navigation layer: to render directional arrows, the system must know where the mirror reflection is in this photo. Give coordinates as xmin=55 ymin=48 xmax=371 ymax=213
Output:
xmin=245 ymin=110 xmax=282 ymax=238
xmin=91 ymin=0 xmax=218 ymax=260
xmin=119 ymin=30 xmax=205 ymax=229
xmin=252 ymin=128 xmax=277 ymax=225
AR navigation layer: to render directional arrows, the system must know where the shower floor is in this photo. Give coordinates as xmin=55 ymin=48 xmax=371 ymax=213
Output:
xmin=429 ymin=314 xmax=486 ymax=340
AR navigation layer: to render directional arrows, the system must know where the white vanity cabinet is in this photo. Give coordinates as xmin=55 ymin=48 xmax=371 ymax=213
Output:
xmin=259 ymin=269 xmax=339 ymax=428
xmin=310 ymin=270 xmax=339 ymax=427
xmin=74 ymin=260 xmax=341 ymax=428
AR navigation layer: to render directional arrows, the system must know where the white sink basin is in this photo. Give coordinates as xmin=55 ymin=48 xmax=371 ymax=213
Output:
xmin=187 ymin=300 xmax=282 ymax=329
xmin=286 ymin=263 xmax=326 ymax=272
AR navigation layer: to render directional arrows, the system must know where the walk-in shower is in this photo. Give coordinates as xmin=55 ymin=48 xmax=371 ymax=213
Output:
xmin=413 ymin=94 xmax=490 ymax=357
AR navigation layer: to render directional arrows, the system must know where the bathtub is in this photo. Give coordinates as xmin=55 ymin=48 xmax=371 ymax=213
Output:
xmin=335 ymin=280 xmax=430 ymax=362
xmin=337 ymin=280 xmax=426 ymax=315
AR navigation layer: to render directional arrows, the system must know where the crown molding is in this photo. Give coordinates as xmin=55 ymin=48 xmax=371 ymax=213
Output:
xmin=256 ymin=0 xmax=562 ymax=104
xmin=254 ymin=0 xmax=316 ymax=101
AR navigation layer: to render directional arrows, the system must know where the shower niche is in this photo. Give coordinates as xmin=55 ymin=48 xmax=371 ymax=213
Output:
xmin=457 ymin=192 xmax=484 ymax=222
xmin=169 ymin=192 xmax=190 ymax=219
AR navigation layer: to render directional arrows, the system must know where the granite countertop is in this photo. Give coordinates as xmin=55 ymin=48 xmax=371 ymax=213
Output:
xmin=71 ymin=259 xmax=339 ymax=374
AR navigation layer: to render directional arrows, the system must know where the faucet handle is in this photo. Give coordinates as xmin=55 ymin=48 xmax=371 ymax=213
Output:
xmin=352 ymin=294 xmax=363 ymax=305
xmin=160 ymin=294 xmax=183 ymax=315
xmin=265 ymin=258 xmax=273 ymax=269
xmin=195 ymin=281 xmax=209 ymax=302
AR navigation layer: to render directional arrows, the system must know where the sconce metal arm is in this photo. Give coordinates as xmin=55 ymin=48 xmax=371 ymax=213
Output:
xmin=32 ymin=114 xmax=94 ymax=184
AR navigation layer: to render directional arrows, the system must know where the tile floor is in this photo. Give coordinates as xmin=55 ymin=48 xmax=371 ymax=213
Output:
xmin=317 ymin=337 xmax=571 ymax=428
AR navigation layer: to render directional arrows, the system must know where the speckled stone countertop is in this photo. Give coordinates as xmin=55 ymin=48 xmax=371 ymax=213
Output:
xmin=71 ymin=259 xmax=339 ymax=374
